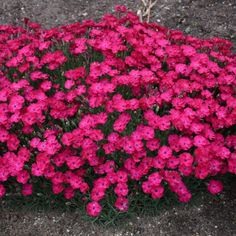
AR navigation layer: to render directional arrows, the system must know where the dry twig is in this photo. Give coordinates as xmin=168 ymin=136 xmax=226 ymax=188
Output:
xmin=137 ymin=0 xmax=157 ymax=22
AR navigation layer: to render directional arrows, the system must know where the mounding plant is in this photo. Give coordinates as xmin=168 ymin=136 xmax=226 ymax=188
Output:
xmin=0 ymin=5 xmax=235 ymax=218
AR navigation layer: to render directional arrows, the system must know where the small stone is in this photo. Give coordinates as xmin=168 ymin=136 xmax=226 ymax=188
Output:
xmin=185 ymin=26 xmax=191 ymax=33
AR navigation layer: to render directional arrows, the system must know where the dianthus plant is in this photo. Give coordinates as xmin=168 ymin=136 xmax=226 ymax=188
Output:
xmin=0 ymin=5 xmax=235 ymax=217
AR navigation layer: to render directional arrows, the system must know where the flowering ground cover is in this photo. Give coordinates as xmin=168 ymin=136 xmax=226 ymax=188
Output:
xmin=0 ymin=5 xmax=235 ymax=221
xmin=0 ymin=2 xmax=236 ymax=236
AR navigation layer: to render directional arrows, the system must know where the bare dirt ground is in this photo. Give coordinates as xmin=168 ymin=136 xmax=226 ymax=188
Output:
xmin=0 ymin=0 xmax=235 ymax=235
xmin=0 ymin=182 xmax=235 ymax=236
xmin=0 ymin=0 xmax=235 ymax=44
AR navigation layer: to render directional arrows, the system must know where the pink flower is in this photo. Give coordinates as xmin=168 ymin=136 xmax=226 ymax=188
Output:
xmin=107 ymin=172 xmax=117 ymax=184
xmin=195 ymin=165 xmax=209 ymax=179
xmin=22 ymin=183 xmax=33 ymax=196
xmin=178 ymin=191 xmax=192 ymax=202
xmin=193 ymin=135 xmax=209 ymax=147
xmin=190 ymin=123 xmax=204 ymax=134
xmin=7 ymin=134 xmax=19 ymax=151
xmin=16 ymin=170 xmax=30 ymax=184
xmin=44 ymin=165 xmax=55 ymax=179
xmin=113 ymin=113 xmax=131 ymax=133
xmin=142 ymin=181 xmax=152 ymax=194
xmin=31 ymin=163 xmax=44 ymax=176
xmin=148 ymin=172 xmax=163 ymax=186
xmin=91 ymin=187 xmax=105 ymax=201
xmin=123 ymin=138 xmax=135 ymax=154
xmin=127 ymin=99 xmax=139 ymax=110
xmin=65 ymin=67 xmax=85 ymax=80
xmin=86 ymin=201 xmax=102 ymax=217
xmin=0 ymin=184 xmax=6 ymax=197
xmin=114 ymin=183 xmax=128 ymax=197
xmin=103 ymin=143 xmax=115 ymax=154
xmin=22 ymin=112 xmax=37 ymax=126
xmin=207 ymin=180 xmax=223 ymax=195
xmin=66 ymin=156 xmax=84 ymax=170
xmin=218 ymin=147 xmax=231 ymax=159
xmin=179 ymin=165 xmax=193 ymax=176
xmin=158 ymin=146 xmax=172 ymax=159
xmin=130 ymin=168 xmax=143 ymax=180
xmin=61 ymin=133 xmax=74 ymax=146
xmin=228 ymin=159 xmax=236 ymax=174
xmin=0 ymin=128 xmax=9 ymax=142
xmin=52 ymin=183 xmax=64 ymax=194
xmin=18 ymin=147 xmax=30 ymax=162
xmin=51 ymin=172 xmax=65 ymax=185
xmin=178 ymin=137 xmax=192 ymax=150
xmin=153 ymin=157 xmax=166 ymax=169
xmin=79 ymin=182 xmax=89 ymax=194
xmin=158 ymin=116 xmax=171 ymax=131
xmin=65 ymin=80 xmax=75 ymax=89
xmin=115 ymin=5 xmax=127 ymax=12
xmin=179 ymin=153 xmax=193 ymax=166
xmin=8 ymin=95 xmax=24 ymax=112
xmin=181 ymin=45 xmax=196 ymax=56
xmin=151 ymin=185 xmax=164 ymax=199
xmin=30 ymin=71 xmax=49 ymax=81
xmin=175 ymin=64 xmax=189 ymax=74
xmin=167 ymin=157 xmax=179 ymax=169
xmin=146 ymin=138 xmax=160 ymax=151
xmin=114 ymin=197 xmax=129 ymax=212
xmin=70 ymin=176 xmax=83 ymax=190
xmin=64 ymin=187 xmax=75 ymax=200
xmin=40 ymin=81 xmax=52 ymax=91
xmin=139 ymin=125 xmax=155 ymax=140
xmin=71 ymin=39 xmax=87 ymax=55
xmin=116 ymin=171 xmax=128 ymax=183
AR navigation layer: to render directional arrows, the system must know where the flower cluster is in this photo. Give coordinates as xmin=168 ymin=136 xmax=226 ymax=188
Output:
xmin=0 ymin=6 xmax=235 ymax=216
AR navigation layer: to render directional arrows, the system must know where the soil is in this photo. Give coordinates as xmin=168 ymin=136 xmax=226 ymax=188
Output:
xmin=0 ymin=183 xmax=236 ymax=236
xmin=0 ymin=0 xmax=235 ymax=235
xmin=0 ymin=0 xmax=235 ymax=45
